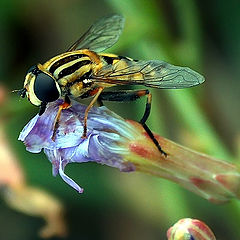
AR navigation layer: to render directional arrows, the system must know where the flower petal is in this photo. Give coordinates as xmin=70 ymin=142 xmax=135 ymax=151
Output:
xmin=19 ymin=100 xmax=137 ymax=192
xmin=58 ymin=158 xmax=84 ymax=194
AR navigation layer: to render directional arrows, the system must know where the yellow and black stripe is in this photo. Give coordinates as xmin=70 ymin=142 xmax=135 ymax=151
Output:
xmin=42 ymin=51 xmax=135 ymax=92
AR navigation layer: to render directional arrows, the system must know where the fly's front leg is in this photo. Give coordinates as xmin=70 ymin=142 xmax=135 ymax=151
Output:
xmin=98 ymin=89 xmax=167 ymax=156
xmin=39 ymin=102 xmax=47 ymax=116
xmin=52 ymin=96 xmax=71 ymax=141
xmin=97 ymin=98 xmax=104 ymax=107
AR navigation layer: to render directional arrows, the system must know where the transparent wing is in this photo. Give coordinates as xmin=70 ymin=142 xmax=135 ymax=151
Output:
xmin=91 ymin=59 xmax=205 ymax=89
xmin=67 ymin=15 xmax=125 ymax=52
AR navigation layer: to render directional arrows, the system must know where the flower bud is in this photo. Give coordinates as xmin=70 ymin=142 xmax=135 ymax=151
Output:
xmin=167 ymin=218 xmax=216 ymax=240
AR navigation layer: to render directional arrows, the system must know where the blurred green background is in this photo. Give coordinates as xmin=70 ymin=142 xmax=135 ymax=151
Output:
xmin=0 ymin=0 xmax=240 ymax=239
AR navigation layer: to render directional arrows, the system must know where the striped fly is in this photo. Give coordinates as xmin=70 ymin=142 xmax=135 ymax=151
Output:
xmin=21 ymin=15 xmax=205 ymax=156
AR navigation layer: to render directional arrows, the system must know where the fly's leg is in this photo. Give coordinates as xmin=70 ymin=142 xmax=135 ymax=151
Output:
xmin=97 ymin=98 xmax=104 ymax=107
xmin=39 ymin=102 xmax=47 ymax=116
xmin=82 ymin=87 xmax=104 ymax=138
xmin=52 ymin=96 xmax=71 ymax=141
xmin=139 ymin=93 xmax=167 ymax=157
xmin=98 ymin=89 xmax=167 ymax=156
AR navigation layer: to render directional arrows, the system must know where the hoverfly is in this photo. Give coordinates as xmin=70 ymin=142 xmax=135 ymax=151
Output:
xmin=21 ymin=15 xmax=204 ymax=156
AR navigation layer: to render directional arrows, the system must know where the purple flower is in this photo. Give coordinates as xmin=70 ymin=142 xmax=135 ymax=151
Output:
xmin=19 ymin=100 xmax=240 ymax=203
xmin=19 ymin=100 xmax=136 ymax=193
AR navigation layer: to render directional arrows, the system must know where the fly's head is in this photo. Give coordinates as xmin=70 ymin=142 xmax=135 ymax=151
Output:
xmin=22 ymin=64 xmax=61 ymax=114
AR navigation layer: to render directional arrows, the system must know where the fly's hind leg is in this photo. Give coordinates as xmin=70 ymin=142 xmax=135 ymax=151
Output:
xmin=52 ymin=96 xmax=71 ymax=141
xmin=98 ymin=89 xmax=167 ymax=156
xmin=139 ymin=91 xmax=167 ymax=157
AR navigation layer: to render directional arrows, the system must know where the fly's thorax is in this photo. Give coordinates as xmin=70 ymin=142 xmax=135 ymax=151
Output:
xmin=23 ymin=64 xmax=61 ymax=106
xmin=42 ymin=50 xmax=99 ymax=98
xmin=55 ymin=63 xmax=94 ymax=98
xmin=68 ymin=82 xmax=84 ymax=97
xmin=43 ymin=50 xmax=95 ymax=81
xmin=57 ymin=63 xmax=92 ymax=86
xmin=69 ymin=78 xmax=96 ymax=98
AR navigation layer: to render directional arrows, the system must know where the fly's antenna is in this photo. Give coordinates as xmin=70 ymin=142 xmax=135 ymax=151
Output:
xmin=12 ymin=88 xmax=27 ymax=98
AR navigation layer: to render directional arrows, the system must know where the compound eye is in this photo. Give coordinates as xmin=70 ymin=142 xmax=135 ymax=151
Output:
xmin=34 ymin=72 xmax=60 ymax=102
